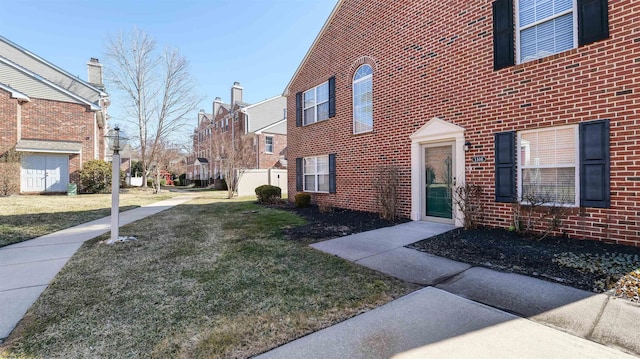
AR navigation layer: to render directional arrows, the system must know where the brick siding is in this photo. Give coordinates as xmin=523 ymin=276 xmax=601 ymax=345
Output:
xmin=0 ymin=93 xmax=103 ymax=187
xmin=287 ymin=0 xmax=640 ymax=245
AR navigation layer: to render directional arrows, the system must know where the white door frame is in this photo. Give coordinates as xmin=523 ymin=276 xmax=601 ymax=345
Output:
xmin=421 ymin=141 xmax=456 ymax=224
xmin=410 ymin=117 xmax=466 ymax=227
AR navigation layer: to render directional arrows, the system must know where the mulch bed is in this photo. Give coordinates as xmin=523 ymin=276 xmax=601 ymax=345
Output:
xmin=408 ymin=227 xmax=640 ymax=298
xmin=267 ymin=202 xmax=640 ymax=302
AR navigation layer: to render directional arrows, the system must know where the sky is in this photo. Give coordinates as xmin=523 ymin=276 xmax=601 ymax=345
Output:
xmin=0 ymin=0 xmax=338 ymax=143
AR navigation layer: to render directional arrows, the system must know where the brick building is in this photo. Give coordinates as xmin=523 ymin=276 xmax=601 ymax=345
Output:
xmin=0 ymin=36 xmax=109 ymax=193
xmin=286 ymin=0 xmax=640 ymax=245
xmin=187 ymin=82 xmax=287 ymax=186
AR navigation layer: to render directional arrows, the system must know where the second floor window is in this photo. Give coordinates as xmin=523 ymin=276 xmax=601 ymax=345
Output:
xmin=265 ymin=136 xmax=273 ymax=154
xmin=353 ymin=64 xmax=373 ymax=133
xmin=303 ymin=81 xmax=329 ymax=125
xmin=516 ymin=0 xmax=576 ymax=63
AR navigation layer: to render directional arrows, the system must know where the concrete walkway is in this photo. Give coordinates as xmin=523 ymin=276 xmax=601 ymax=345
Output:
xmin=258 ymin=221 xmax=640 ymax=358
xmin=0 ymin=194 xmax=197 ymax=340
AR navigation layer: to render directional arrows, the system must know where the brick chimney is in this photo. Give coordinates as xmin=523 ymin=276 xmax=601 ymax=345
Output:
xmin=87 ymin=58 xmax=104 ymax=90
xmin=231 ymin=82 xmax=243 ymax=105
xmin=213 ymin=96 xmax=223 ymax=116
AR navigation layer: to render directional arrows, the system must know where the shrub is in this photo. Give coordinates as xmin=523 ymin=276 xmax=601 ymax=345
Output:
xmin=80 ymin=160 xmax=112 ymax=193
xmin=372 ymin=165 xmax=400 ymax=221
xmin=294 ymin=192 xmax=311 ymax=208
xmin=255 ymin=185 xmax=282 ymax=204
xmin=0 ymin=163 xmax=19 ymax=196
xmin=453 ymin=182 xmax=484 ymax=230
xmin=511 ymin=189 xmax=573 ymax=241
xmin=0 ymin=148 xmax=20 ymax=196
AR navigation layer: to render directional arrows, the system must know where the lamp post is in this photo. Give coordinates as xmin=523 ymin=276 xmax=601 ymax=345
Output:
xmin=105 ymin=126 xmax=129 ymax=243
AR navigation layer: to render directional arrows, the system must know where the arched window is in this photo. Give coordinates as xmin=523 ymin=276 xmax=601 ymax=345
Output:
xmin=352 ymin=64 xmax=373 ymax=134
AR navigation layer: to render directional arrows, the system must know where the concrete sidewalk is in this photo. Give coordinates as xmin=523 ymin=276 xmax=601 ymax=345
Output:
xmin=258 ymin=221 xmax=640 ymax=358
xmin=0 ymin=194 xmax=197 ymax=340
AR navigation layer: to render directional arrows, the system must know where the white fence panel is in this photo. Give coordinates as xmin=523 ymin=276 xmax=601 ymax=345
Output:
xmin=236 ymin=169 xmax=288 ymax=197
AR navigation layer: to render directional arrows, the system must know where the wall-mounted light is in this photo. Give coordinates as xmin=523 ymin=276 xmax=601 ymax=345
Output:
xmin=464 ymin=141 xmax=472 ymax=152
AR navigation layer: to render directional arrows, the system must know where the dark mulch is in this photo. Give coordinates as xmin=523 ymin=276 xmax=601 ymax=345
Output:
xmin=266 ymin=202 xmax=640 ymax=300
xmin=408 ymin=227 xmax=640 ymax=294
xmin=269 ymin=202 xmax=409 ymax=242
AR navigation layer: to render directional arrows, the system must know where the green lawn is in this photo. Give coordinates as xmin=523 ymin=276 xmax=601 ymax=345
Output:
xmin=1 ymin=193 xmax=418 ymax=358
xmin=0 ymin=188 xmax=179 ymax=247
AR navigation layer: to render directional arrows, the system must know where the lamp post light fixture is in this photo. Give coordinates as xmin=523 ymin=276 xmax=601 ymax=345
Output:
xmin=105 ymin=126 xmax=129 ymax=243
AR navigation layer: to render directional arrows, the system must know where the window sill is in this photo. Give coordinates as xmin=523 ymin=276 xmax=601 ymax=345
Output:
xmin=512 ymin=47 xmax=579 ymax=72
xmin=302 ymin=118 xmax=330 ymax=127
xmin=353 ymin=129 xmax=374 ymax=136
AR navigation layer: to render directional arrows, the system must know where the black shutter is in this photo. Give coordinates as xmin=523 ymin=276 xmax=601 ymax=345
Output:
xmin=295 ymin=92 xmax=302 ymax=127
xmin=328 ymin=153 xmax=336 ymax=193
xmin=580 ymin=120 xmax=610 ymax=208
xmin=296 ymin=157 xmax=303 ymax=192
xmin=328 ymin=76 xmax=336 ymax=118
xmin=493 ymin=0 xmax=515 ymax=70
xmin=578 ymin=0 xmax=609 ymax=46
xmin=495 ymin=131 xmax=516 ymax=202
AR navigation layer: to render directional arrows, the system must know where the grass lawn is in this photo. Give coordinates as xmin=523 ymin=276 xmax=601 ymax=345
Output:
xmin=1 ymin=192 xmax=418 ymax=358
xmin=0 ymin=188 xmax=179 ymax=247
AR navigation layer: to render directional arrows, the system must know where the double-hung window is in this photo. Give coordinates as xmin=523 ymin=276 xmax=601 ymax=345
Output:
xmin=296 ymin=76 xmax=335 ymax=127
xmin=303 ymin=155 xmax=329 ymax=192
xmin=496 ymin=120 xmax=610 ymax=208
xmin=265 ymin=136 xmax=273 ymax=154
xmin=517 ymin=0 xmax=577 ymax=63
xmin=493 ymin=0 xmax=609 ymax=69
xmin=303 ymin=82 xmax=329 ymax=125
xmin=353 ymin=64 xmax=373 ymax=134
xmin=518 ymin=125 xmax=578 ymax=205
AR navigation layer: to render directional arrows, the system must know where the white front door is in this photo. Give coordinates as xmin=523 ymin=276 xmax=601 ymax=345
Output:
xmin=21 ymin=155 xmax=69 ymax=192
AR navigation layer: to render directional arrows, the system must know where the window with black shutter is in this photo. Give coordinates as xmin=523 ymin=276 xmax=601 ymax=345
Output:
xmin=495 ymin=131 xmax=516 ymax=202
xmin=328 ymin=76 xmax=336 ymax=118
xmin=578 ymin=0 xmax=609 ymax=46
xmin=295 ymin=92 xmax=302 ymax=127
xmin=295 ymin=157 xmax=303 ymax=191
xmin=329 ymin=153 xmax=336 ymax=193
xmin=579 ymin=120 xmax=610 ymax=208
xmin=493 ymin=0 xmax=514 ymax=70
xmin=495 ymin=0 xmax=609 ymax=67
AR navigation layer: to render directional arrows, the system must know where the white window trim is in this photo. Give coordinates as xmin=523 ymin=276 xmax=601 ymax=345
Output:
xmin=517 ymin=124 xmax=580 ymax=206
xmin=515 ymin=0 xmax=579 ymax=64
xmin=303 ymin=155 xmax=329 ymax=193
xmin=353 ymin=64 xmax=373 ymax=134
xmin=265 ymin=136 xmax=274 ymax=154
xmin=303 ymin=81 xmax=329 ymax=126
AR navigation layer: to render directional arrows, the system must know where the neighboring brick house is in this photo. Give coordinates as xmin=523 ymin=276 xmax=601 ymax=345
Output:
xmin=187 ymin=82 xmax=287 ymax=186
xmin=244 ymin=96 xmax=288 ymax=169
xmin=0 ymin=36 xmax=109 ymax=193
xmin=286 ymin=0 xmax=640 ymax=245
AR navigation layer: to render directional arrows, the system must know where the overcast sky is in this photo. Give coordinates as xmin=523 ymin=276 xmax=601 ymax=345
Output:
xmin=0 ymin=0 xmax=337 ymax=142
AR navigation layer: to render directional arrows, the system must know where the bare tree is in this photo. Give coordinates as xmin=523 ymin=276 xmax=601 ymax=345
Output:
xmin=151 ymin=140 xmax=187 ymax=192
xmin=103 ymin=27 xmax=200 ymax=188
xmin=212 ymin=128 xmax=255 ymax=198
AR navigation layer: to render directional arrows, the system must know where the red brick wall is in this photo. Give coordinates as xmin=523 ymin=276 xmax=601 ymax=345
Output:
xmin=287 ymin=0 xmax=640 ymax=245
xmin=20 ymin=98 xmax=98 ymax=161
xmin=257 ymin=133 xmax=287 ymax=169
xmin=0 ymin=90 xmax=18 ymax=156
xmin=0 ymin=94 xmax=103 ymax=187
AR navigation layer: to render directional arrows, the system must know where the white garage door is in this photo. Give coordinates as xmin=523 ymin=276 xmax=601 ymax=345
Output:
xmin=21 ymin=155 xmax=69 ymax=192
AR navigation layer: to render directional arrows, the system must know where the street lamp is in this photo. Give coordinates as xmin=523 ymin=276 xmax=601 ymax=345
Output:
xmin=105 ymin=126 xmax=129 ymax=243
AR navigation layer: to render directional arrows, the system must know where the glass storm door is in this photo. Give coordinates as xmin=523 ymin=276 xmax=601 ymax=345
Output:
xmin=423 ymin=143 xmax=454 ymax=220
